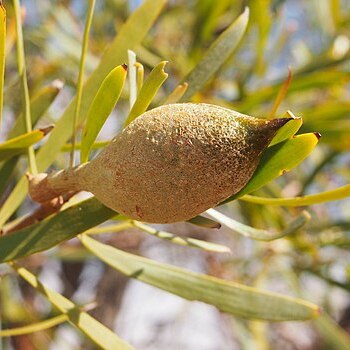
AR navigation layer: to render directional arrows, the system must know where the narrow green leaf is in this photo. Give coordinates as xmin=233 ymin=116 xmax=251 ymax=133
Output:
xmin=314 ymin=314 xmax=350 ymax=350
xmin=180 ymin=7 xmax=249 ymax=101
xmin=187 ymin=215 xmax=221 ymax=229
xmin=0 ymin=157 xmax=19 ymax=196
xmin=9 ymin=80 xmax=63 ymax=138
xmin=81 ymin=65 xmax=127 ymax=163
xmin=0 ymin=0 xmax=166 ymax=226
xmin=70 ymin=0 xmax=96 ymax=168
xmin=13 ymin=265 xmax=134 ymax=350
xmin=0 ymin=1 xmax=5 ymax=127
xmin=81 ymin=235 xmax=320 ymax=321
xmin=132 ymin=221 xmax=230 ymax=253
xmin=0 ymin=197 xmax=115 ymax=263
xmin=124 ymin=61 xmax=168 ymax=126
xmin=268 ymin=112 xmax=302 ymax=147
xmin=14 ymin=0 xmax=37 ymax=174
xmin=206 ymin=209 xmax=310 ymax=241
xmin=164 ymin=82 xmax=188 ymax=104
xmin=241 ymin=183 xmax=350 ymax=206
xmin=222 ymin=133 xmax=320 ymax=204
xmin=0 ymin=126 xmax=53 ymax=161
xmin=0 ymin=314 xmax=68 ymax=337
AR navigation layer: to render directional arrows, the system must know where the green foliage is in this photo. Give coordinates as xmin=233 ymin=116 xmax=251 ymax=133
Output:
xmin=0 ymin=0 xmax=349 ymax=348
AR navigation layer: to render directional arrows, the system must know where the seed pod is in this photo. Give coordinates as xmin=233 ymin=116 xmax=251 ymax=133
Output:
xmin=29 ymin=103 xmax=291 ymax=223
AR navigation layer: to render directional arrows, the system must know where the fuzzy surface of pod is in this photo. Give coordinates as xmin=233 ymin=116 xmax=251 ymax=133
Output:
xmin=29 ymin=103 xmax=290 ymax=223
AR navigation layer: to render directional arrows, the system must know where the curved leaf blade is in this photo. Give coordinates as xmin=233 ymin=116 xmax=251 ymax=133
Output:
xmin=0 ymin=314 xmax=68 ymax=337
xmin=124 ymin=61 xmax=168 ymax=126
xmin=0 ymin=198 xmax=115 ymax=263
xmin=222 ymin=133 xmax=320 ymax=204
xmin=180 ymin=7 xmax=249 ymax=101
xmin=81 ymin=235 xmax=320 ymax=321
xmin=13 ymin=265 xmax=133 ymax=350
xmin=0 ymin=126 xmax=53 ymax=161
xmin=241 ymin=183 xmax=350 ymax=206
xmin=81 ymin=65 xmax=127 ymax=163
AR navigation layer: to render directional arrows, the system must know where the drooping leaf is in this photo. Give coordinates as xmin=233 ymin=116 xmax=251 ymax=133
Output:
xmin=13 ymin=265 xmax=134 ymax=350
xmin=0 ymin=1 xmax=5 ymax=127
xmin=0 ymin=0 xmax=166 ymax=226
xmin=222 ymin=133 xmax=320 ymax=204
xmin=81 ymin=235 xmax=320 ymax=321
xmin=0 ymin=126 xmax=53 ymax=161
xmin=180 ymin=7 xmax=249 ymax=101
xmin=81 ymin=65 xmax=127 ymax=163
xmin=206 ymin=209 xmax=310 ymax=241
xmin=0 ymin=198 xmax=115 ymax=263
xmin=132 ymin=221 xmax=230 ymax=253
xmin=124 ymin=61 xmax=168 ymax=126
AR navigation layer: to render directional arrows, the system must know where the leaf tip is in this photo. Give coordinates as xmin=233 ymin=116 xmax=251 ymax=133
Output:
xmin=40 ymin=124 xmax=55 ymax=136
xmin=122 ymin=63 xmax=128 ymax=71
xmin=313 ymin=132 xmax=322 ymax=140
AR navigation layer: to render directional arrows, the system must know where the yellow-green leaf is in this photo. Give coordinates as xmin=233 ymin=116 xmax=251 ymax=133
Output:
xmin=0 ymin=126 xmax=53 ymax=161
xmin=13 ymin=265 xmax=133 ymax=350
xmin=222 ymin=133 xmax=320 ymax=204
xmin=0 ymin=314 xmax=68 ymax=337
xmin=180 ymin=7 xmax=249 ymax=101
xmin=124 ymin=61 xmax=168 ymax=126
xmin=81 ymin=65 xmax=127 ymax=163
xmin=241 ymin=183 xmax=350 ymax=206
xmin=81 ymin=235 xmax=320 ymax=321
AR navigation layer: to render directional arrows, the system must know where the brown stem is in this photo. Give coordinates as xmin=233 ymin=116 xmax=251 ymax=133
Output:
xmin=1 ymin=192 xmax=76 ymax=236
xmin=27 ymin=164 xmax=88 ymax=203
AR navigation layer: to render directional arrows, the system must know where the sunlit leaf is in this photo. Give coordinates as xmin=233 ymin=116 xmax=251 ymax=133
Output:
xmin=180 ymin=7 xmax=249 ymax=101
xmin=0 ymin=314 xmax=68 ymax=337
xmin=164 ymin=83 xmax=188 ymax=104
xmin=222 ymin=133 xmax=320 ymax=204
xmin=241 ymin=184 xmax=350 ymax=206
xmin=124 ymin=61 xmax=168 ymax=126
xmin=0 ymin=126 xmax=53 ymax=161
xmin=81 ymin=65 xmax=127 ymax=163
xmin=268 ymin=112 xmax=302 ymax=147
xmin=206 ymin=209 xmax=310 ymax=241
xmin=81 ymin=234 xmax=320 ymax=321
xmin=13 ymin=265 xmax=134 ymax=350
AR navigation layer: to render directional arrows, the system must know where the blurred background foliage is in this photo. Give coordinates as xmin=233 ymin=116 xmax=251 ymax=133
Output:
xmin=0 ymin=0 xmax=350 ymax=349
